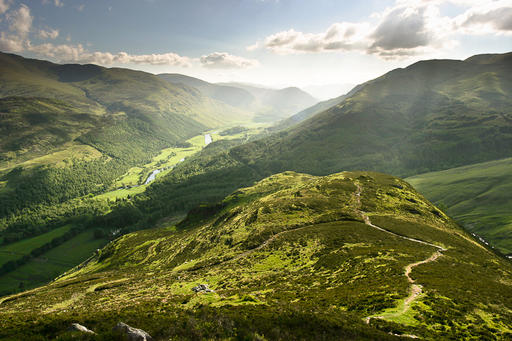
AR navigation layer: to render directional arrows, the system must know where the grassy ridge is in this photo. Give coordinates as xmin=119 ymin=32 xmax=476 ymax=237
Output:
xmin=1 ymin=171 xmax=511 ymax=339
xmin=0 ymin=127 xmax=265 ymax=295
xmin=407 ymin=157 xmax=512 ymax=254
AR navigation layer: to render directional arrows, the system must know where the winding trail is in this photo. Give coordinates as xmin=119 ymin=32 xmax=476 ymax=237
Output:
xmin=353 ymin=183 xmax=446 ymax=327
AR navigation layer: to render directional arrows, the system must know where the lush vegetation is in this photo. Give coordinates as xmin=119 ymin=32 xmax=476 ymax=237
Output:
xmin=407 ymin=157 xmax=512 ymax=254
xmin=1 ymin=171 xmax=510 ymax=340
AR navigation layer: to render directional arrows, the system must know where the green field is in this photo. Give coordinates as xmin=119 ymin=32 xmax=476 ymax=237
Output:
xmin=407 ymin=157 xmax=512 ymax=254
xmin=105 ymin=126 xmax=267 ymax=200
xmin=0 ymin=225 xmax=72 ymax=267
xmin=0 ymin=229 xmax=107 ymax=295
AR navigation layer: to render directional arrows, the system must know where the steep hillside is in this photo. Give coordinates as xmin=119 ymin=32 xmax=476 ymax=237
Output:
xmin=407 ymin=157 xmax=512 ymax=255
xmin=0 ymin=52 xmax=249 ymax=165
xmin=158 ymin=73 xmax=256 ymax=110
xmin=1 ymin=171 xmax=511 ymax=340
xmin=231 ymin=52 xmax=512 ymax=178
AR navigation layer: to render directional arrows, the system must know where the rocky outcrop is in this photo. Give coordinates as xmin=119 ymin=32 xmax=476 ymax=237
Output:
xmin=113 ymin=322 xmax=153 ymax=341
xmin=69 ymin=323 xmax=95 ymax=334
xmin=192 ymin=283 xmax=214 ymax=293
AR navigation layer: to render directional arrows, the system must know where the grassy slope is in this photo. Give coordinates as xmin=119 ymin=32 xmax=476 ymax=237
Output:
xmin=0 ymin=172 xmax=511 ymax=340
xmin=0 ymin=127 xmax=266 ymax=295
xmin=158 ymin=73 xmax=256 ymax=111
xmin=0 ymin=51 xmax=251 ymax=173
xmin=407 ymin=157 xmax=512 ymax=254
xmin=0 ymin=53 xmax=254 ymax=296
xmin=160 ymin=74 xmax=319 ymax=123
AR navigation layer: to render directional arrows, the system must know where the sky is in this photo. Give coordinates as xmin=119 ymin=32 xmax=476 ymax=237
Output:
xmin=0 ymin=0 xmax=511 ymax=99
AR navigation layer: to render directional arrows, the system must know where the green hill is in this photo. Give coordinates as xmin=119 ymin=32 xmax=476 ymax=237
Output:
xmin=0 ymin=52 xmax=254 ymax=219
xmin=407 ymin=157 xmax=512 ymax=255
xmin=0 ymin=53 xmax=258 ymax=293
xmin=0 ymin=171 xmax=511 ymax=340
xmin=0 ymin=52 xmax=250 ymax=166
xmin=159 ymin=75 xmax=318 ymax=123
xmin=158 ymin=73 xmax=256 ymax=110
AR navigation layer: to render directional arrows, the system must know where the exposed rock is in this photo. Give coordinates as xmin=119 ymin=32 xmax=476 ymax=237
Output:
xmin=113 ymin=322 xmax=153 ymax=341
xmin=69 ymin=323 xmax=95 ymax=334
xmin=192 ymin=283 xmax=214 ymax=293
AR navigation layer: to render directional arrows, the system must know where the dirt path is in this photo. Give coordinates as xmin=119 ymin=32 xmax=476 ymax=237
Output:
xmin=354 ymin=183 xmax=445 ymax=326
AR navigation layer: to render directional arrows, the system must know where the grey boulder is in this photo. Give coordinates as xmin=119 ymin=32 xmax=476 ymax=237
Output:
xmin=113 ymin=322 xmax=153 ymax=341
xmin=192 ymin=283 xmax=214 ymax=293
xmin=69 ymin=323 xmax=95 ymax=334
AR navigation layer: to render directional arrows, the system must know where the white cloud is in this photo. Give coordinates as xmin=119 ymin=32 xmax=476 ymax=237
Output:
xmin=252 ymin=23 xmax=372 ymax=55
xmin=7 ymin=4 xmax=32 ymax=38
xmin=54 ymin=0 xmax=63 ymax=7
xmin=38 ymin=28 xmax=59 ymax=39
xmin=0 ymin=0 xmax=10 ymax=15
xmin=27 ymin=43 xmax=194 ymax=67
xmin=0 ymin=32 xmax=25 ymax=52
xmin=200 ymin=52 xmax=260 ymax=69
xmin=455 ymin=1 xmax=512 ymax=34
xmin=250 ymin=0 xmax=512 ymax=59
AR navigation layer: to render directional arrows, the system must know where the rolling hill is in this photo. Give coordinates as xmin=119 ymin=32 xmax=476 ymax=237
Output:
xmin=407 ymin=157 xmax=512 ymax=255
xmin=0 ymin=52 xmax=250 ymax=166
xmin=0 ymin=171 xmax=510 ymax=339
xmin=0 ymin=52 xmax=259 ymax=294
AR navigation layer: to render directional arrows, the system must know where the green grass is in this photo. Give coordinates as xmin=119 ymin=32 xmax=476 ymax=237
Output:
xmin=0 ymin=229 xmax=107 ymax=295
xmin=0 ymin=225 xmax=72 ymax=267
xmin=406 ymin=157 xmax=512 ymax=254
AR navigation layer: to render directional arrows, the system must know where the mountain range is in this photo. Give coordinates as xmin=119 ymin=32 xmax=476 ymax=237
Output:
xmin=159 ymin=74 xmax=317 ymax=122
xmin=1 ymin=51 xmax=512 ymax=340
